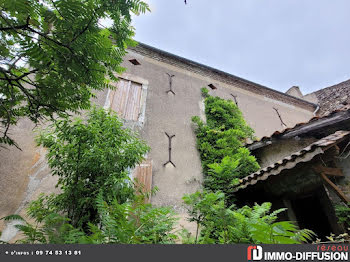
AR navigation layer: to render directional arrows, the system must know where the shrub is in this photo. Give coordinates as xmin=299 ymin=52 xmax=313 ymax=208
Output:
xmin=192 ymin=88 xmax=259 ymax=196
xmin=183 ymin=191 xmax=315 ymax=244
xmin=36 ymin=107 xmax=150 ymax=230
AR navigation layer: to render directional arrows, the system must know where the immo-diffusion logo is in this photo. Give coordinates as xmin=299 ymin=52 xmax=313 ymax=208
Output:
xmin=247 ymin=245 xmax=349 ymax=261
xmin=247 ymin=246 xmax=263 ymax=261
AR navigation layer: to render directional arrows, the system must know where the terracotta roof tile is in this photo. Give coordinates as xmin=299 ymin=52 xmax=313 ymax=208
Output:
xmin=246 ymin=106 xmax=350 ymax=147
xmin=313 ymin=79 xmax=350 ymax=117
xmin=236 ymin=130 xmax=350 ymax=192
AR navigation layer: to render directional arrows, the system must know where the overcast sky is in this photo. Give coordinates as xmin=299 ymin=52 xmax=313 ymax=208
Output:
xmin=131 ymin=0 xmax=350 ymax=94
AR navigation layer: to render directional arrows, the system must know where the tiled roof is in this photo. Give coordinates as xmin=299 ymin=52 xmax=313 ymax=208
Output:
xmin=246 ymin=105 xmax=350 ymax=148
xmin=236 ymin=130 xmax=350 ymax=192
xmin=313 ymin=79 xmax=350 ymax=117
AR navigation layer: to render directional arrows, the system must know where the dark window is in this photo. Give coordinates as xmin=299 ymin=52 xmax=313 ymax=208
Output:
xmin=208 ymin=84 xmax=217 ymax=90
xmin=129 ymin=59 xmax=141 ymax=65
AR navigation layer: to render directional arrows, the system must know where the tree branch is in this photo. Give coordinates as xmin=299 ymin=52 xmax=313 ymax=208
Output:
xmin=26 ymin=26 xmax=74 ymax=53
xmin=70 ymin=17 xmax=94 ymax=43
xmin=0 ymin=24 xmax=28 ymax=31
xmin=0 ymin=15 xmax=30 ymax=31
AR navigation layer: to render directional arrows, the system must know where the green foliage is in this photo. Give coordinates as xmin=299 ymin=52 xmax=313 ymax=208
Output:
xmin=183 ymin=191 xmax=316 ymax=244
xmin=192 ymin=88 xmax=259 ymax=195
xmin=1 ymin=192 xmax=178 ymax=244
xmin=0 ymin=0 xmax=149 ymax=147
xmin=2 ymin=106 xmax=177 ymax=244
xmin=335 ymin=203 xmax=350 ymax=230
xmin=1 ymin=194 xmax=85 ymax=243
xmin=81 ymin=193 xmax=178 ymax=244
xmin=201 ymin=87 xmax=209 ymax=98
xmin=36 ymin=107 xmax=150 ymax=229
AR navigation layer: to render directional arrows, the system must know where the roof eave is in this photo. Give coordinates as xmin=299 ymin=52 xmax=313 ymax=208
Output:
xmin=129 ymin=42 xmax=318 ymax=110
xmin=247 ymin=108 xmax=350 ymax=151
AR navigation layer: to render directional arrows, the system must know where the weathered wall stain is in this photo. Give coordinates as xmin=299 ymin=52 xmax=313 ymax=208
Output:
xmin=0 ymin=147 xmax=59 ymax=242
xmin=0 ymin=45 xmax=317 ymax=241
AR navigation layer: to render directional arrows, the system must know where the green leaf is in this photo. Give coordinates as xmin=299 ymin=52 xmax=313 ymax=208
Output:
xmin=1 ymin=214 xmax=25 ymax=222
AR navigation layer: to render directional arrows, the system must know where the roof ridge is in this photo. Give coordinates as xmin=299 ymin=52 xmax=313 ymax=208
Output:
xmin=306 ymin=78 xmax=350 ymax=96
xmin=129 ymin=42 xmax=317 ymax=110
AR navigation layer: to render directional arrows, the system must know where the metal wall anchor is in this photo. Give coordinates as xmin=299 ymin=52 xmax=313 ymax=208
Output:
xmin=166 ymin=73 xmax=175 ymax=95
xmin=231 ymin=94 xmax=238 ymax=106
xmin=163 ymin=132 xmax=176 ymax=167
xmin=273 ymin=107 xmax=287 ymax=128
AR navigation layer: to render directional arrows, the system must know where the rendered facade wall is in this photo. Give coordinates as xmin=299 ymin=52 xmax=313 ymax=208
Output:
xmin=120 ymin=47 xmax=315 ymax=213
xmin=0 ymin=45 xmax=316 ymax=239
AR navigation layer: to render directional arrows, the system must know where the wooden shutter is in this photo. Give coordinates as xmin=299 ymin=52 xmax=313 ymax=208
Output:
xmin=110 ymin=79 xmax=142 ymax=121
xmin=133 ymin=159 xmax=152 ymax=203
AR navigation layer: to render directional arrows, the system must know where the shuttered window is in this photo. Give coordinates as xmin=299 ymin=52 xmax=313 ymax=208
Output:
xmin=109 ymin=78 xmax=142 ymax=121
xmin=132 ymin=159 xmax=153 ymax=203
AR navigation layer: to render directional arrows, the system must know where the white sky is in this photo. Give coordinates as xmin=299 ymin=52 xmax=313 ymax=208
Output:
xmin=132 ymin=0 xmax=350 ymax=94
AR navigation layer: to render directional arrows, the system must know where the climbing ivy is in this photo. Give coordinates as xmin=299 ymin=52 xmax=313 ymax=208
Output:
xmin=192 ymin=88 xmax=260 ymax=197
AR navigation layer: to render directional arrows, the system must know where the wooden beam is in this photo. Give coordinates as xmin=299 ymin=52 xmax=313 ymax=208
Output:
xmin=247 ymin=139 xmax=273 ymax=151
xmin=319 ymin=172 xmax=350 ymax=204
xmin=313 ymin=165 xmax=344 ymax=177
xmin=282 ymin=111 xmax=350 ymax=138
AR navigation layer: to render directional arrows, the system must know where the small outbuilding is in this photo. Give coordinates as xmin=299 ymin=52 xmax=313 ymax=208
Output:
xmin=236 ymin=107 xmax=350 ymax=239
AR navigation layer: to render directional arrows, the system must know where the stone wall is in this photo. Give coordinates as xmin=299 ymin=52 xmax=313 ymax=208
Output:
xmin=0 ymin=43 xmax=317 ymax=241
xmin=121 ymin=46 xmax=316 ymax=218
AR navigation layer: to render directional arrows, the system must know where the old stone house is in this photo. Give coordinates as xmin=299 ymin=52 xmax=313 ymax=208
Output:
xmin=0 ymin=42 xmax=348 ymax=241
